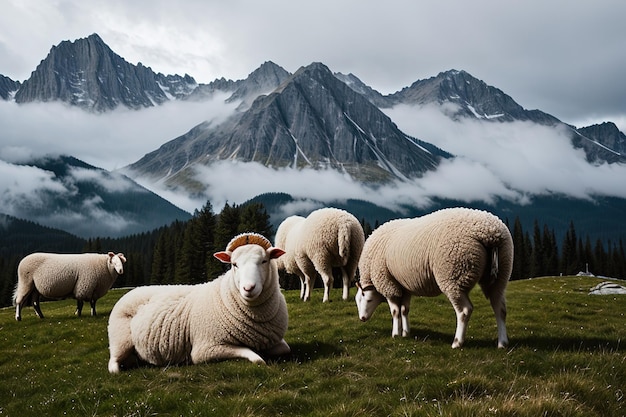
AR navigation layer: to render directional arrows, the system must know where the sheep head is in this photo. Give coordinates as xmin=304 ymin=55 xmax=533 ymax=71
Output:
xmin=214 ymin=233 xmax=285 ymax=302
xmin=355 ymin=282 xmax=385 ymax=322
xmin=108 ymin=252 xmax=127 ymax=275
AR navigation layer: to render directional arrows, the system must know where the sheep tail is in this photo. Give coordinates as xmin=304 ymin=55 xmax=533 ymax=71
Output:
xmin=338 ymin=221 xmax=351 ymax=261
xmin=490 ymin=247 xmax=499 ymax=280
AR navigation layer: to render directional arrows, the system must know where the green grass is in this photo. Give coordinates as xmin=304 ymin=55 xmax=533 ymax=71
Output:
xmin=1 ymin=276 xmax=624 ymax=416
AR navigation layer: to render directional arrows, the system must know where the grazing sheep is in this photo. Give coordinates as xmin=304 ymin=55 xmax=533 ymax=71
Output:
xmin=107 ymin=233 xmax=290 ymax=373
xmin=355 ymin=207 xmax=513 ymax=348
xmin=14 ymin=252 xmax=126 ymax=321
xmin=275 ymin=207 xmax=365 ymax=302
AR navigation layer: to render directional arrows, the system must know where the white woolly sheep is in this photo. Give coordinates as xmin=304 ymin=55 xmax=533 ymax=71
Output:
xmin=107 ymin=233 xmax=290 ymax=373
xmin=274 ymin=207 xmax=365 ymax=302
xmin=14 ymin=252 xmax=126 ymax=321
xmin=355 ymin=207 xmax=513 ymax=349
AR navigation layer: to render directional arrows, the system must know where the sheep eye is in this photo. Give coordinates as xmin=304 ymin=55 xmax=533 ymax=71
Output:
xmin=261 ymin=260 xmax=268 ymax=264
xmin=232 ymin=263 xmax=238 ymax=268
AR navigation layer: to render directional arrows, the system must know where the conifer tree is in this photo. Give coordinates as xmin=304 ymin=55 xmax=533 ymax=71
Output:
xmin=511 ymin=217 xmax=525 ymax=280
xmin=561 ymin=221 xmax=579 ymax=275
xmin=543 ymin=225 xmax=559 ymax=276
xmin=531 ymin=220 xmax=543 ymax=277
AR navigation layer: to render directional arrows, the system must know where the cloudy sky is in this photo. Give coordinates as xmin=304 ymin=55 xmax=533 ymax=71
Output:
xmin=2 ymin=0 xmax=625 ymax=130
xmin=1 ymin=0 xmax=626 ymax=221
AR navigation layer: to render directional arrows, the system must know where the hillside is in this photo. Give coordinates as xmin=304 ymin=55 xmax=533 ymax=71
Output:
xmin=1 ymin=276 xmax=624 ymax=416
xmin=2 ymin=155 xmax=191 ymax=238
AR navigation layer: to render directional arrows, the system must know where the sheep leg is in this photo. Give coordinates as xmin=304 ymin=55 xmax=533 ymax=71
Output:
xmin=340 ymin=268 xmax=350 ymax=301
xmin=490 ymin=295 xmax=508 ymax=348
xmin=14 ymin=291 xmax=29 ymax=321
xmin=387 ymin=297 xmax=403 ymax=337
xmin=75 ymin=300 xmax=84 ymax=317
xmin=32 ymin=292 xmax=44 ymax=319
xmin=400 ymin=292 xmax=412 ymax=337
xmin=192 ymin=344 xmax=266 ymax=365
xmin=302 ymin=274 xmax=313 ymax=302
xmin=90 ymin=300 xmax=97 ymax=316
xmin=263 ymin=339 xmax=291 ymax=357
xmin=295 ymin=271 xmax=308 ymax=301
xmin=447 ymin=292 xmax=473 ymax=348
xmin=108 ymin=351 xmax=141 ymax=374
xmin=318 ymin=268 xmax=334 ymax=303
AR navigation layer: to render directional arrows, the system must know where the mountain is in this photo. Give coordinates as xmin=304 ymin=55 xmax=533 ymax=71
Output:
xmin=385 ymin=69 xmax=561 ymax=124
xmin=3 ymin=34 xmax=626 ymax=246
xmin=126 ymin=62 xmax=450 ymax=187
xmin=359 ymin=69 xmax=625 ymax=164
xmin=13 ymin=34 xmax=197 ymax=111
xmin=0 ymin=74 xmax=20 ymax=100
xmin=574 ymin=122 xmax=626 ymax=164
xmin=2 ymin=155 xmax=191 ymax=238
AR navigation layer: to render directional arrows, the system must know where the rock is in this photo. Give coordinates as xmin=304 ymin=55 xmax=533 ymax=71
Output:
xmin=589 ymin=281 xmax=626 ymax=295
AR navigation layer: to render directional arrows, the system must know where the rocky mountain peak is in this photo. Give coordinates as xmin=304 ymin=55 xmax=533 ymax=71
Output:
xmin=13 ymin=33 xmax=196 ymax=111
xmin=226 ymin=60 xmax=290 ymax=107
xmin=389 ymin=69 xmax=559 ymax=125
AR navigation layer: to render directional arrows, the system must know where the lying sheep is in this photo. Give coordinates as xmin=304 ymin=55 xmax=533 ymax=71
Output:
xmin=14 ymin=252 xmax=126 ymax=321
xmin=107 ymin=233 xmax=290 ymax=373
xmin=275 ymin=207 xmax=365 ymax=302
xmin=355 ymin=207 xmax=513 ymax=348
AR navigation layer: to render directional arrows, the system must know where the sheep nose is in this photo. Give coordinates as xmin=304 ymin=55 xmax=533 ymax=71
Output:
xmin=244 ymin=283 xmax=256 ymax=292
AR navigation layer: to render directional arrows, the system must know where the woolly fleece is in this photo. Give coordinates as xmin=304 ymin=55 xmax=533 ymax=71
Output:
xmin=14 ymin=252 xmax=126 ymax=320
xmin=275 ymin=207 xmax=365 ymax=302
xmin=107 ymin=240 xmax=288 ymax=371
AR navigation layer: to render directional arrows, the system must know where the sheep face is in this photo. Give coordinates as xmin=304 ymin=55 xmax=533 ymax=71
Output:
xmin=108 ymin=252 xmax=127 ymax=275
xmin=214 ymin=245 xmax=285 ymax=302
xmin=355 ymin=284 xmax=386 ymax=322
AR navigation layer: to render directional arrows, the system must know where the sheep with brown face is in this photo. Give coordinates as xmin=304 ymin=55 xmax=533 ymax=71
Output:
xmin=107 ymin=233 xmax=290 ymax=373
xmin=355 ymin=208 xmax=513 ymax=349
xmin=14 ymin=252 xmax=126 ymax=320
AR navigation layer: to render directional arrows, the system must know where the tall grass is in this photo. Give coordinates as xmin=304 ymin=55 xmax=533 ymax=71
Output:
xmin=1 ymin=276 xmax=624 ymax=416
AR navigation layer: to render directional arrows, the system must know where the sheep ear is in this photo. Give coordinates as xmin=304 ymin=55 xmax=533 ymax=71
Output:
xmin=108 ymin=252 xmax=115 ymax=258
xmin=269 ymin=248 xmax=285 ymax=259
xmin=118 ymin=253 xmax=127 ymax=263
xmin=213 ymin=251 xmax=232 ymax=264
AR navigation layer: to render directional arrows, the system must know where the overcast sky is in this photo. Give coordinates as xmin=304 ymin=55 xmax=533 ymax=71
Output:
xmin=1 ymin=0 xmax=625 ymax=131
xmin=1 ymin=0 xmax=626 ymax=220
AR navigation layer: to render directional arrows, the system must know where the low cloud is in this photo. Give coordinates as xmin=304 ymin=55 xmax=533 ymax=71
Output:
xmin=68 ymin=167 xmax=143 ymax=194
xmin=0 ymin=160 xmax=73 ymax=215
xmin=0 ymin=93 xmax=236 ymax=171
xmin=384 ymin=104 xmax=626 ymax=201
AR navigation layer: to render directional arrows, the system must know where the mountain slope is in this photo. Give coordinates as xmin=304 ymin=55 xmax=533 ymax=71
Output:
xmin=14 ymin=34 xmax=196 ymax=111
xmin=1 ymin=155 xmax=191 ymax=238
xmin=574 ymin=122 xmax=626 ymax=164
xmin=377 ymin=69 xmax=625 ymax=164
xmin=127 ymin=62 xmax=449 ymax=186
xmin=0 ymin=74 xmax=20 ymax=100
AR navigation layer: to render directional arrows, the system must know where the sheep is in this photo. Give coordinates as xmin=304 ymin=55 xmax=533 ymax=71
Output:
xmin=14 ymin=252 xmax=126 ymax=321
xmin=274 ymin=207 xmax=365 ymax=302
xmin=107 ymin=233 xmax=290 ymax=373
xmin=355 ymin=207 xmax=513 ymax=349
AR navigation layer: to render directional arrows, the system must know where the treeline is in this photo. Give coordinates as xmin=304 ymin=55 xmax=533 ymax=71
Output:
xmin=1 ymin=204 xmax=625 ymax=308
xmin=82 ymin=201 xmax=275 ymax=289
xmin=510 ymin=218 xmax=626 ymax=280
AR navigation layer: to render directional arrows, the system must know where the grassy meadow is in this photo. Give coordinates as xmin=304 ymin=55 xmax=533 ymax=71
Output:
xmin=0 ymin=276 xmax=624 ymax=416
